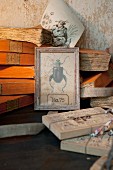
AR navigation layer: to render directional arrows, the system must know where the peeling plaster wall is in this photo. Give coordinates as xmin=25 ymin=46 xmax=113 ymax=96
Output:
xmin=0 ymin=0 xmax=113 ymax=50
xmin=68 ymin=0 xmax=113 ymax=50
xmin=0 ymin=0 xmax=48 ymax=28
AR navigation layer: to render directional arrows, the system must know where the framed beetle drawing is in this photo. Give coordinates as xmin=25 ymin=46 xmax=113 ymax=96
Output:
xmin=35 ymin=47 xmax=80 ymax=110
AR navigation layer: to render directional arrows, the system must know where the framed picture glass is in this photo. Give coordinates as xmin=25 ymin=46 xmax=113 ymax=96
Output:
xmin=35 ymin=47 xmax=80 ymax=110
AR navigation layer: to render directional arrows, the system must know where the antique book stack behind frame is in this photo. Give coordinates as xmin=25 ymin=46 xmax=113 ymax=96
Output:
xmin=34 ymin=47 xmax=80 ymax=110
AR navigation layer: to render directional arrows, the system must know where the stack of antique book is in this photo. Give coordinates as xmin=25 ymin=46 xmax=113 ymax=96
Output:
xmin=0 ymin=25 xmax=52 ymax=114
xmin=0 ymin=40 xmax=35 ymax=114
xmin=80 ymin=48 xmax=113 ymax=109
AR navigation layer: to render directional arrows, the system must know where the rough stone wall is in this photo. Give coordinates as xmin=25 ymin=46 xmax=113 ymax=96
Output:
xmin=0 ymin=0 xmax=112 ymax=50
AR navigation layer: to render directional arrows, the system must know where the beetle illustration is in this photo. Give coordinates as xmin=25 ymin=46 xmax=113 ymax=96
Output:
xmin=49 ymin=56 xmax=69 ymax=92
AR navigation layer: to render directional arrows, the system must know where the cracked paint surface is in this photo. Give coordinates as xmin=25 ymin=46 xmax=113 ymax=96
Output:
xmin=0 ymin=0 xmax=112 ymax=50
xmin=68 ymin=0 xmax=113 ymax=50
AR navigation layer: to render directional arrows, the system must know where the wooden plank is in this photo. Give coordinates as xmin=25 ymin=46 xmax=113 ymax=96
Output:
xmin=0 ymin=40 xmax=36 ymax=54
xmin=0 ymin=123 xmax=45 ymax=138
xmin=61 ymin=134 xmax=112 ymax=156
xmin=0 ymin=95 xmax=34 ymax=114
xmin=0 ymin=52 xmax=34 ymax=65
xmin=61 ymin=135 xmax=90 ymax=154
xmin=42 ymin=107 xmax=105 ymax=128
xmin=80 ymin=48 xmax=111 ymax=71
xmin=0 ymin=79 xmax=34 ymax=95
xmin=0 ymin=66 xmax=34 ymax=78
xmin=90 ymin=96 xmax=113 ymax=109
xmin=81 ymin=87 xmax=113 ymax=98
xmin=81 ymin=71 xmax=113 ymax=88
xmin=0 ymin=25 xmax=52 ymax=46
xmin=42 ymin=107 xmax=113 ymax=140
xmin=90 ymin=156 xmax=107 ymax=170
xmin=51 ymin=114 xmax=113 ymax=140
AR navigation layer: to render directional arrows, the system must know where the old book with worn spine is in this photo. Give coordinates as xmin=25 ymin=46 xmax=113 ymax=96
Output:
xmin=0 ymin=79 xmax=34 ymax=95
xmin=80 ymin=64 xmax=113 ymax=98
xmin=0 ymin=95 xmax=34 ymax=114
xmin=90 ymin=96 xmax=113 ymax=109
xmin=81 ymin=87 xmax=113 ymax=98
xmin=0 ymin=52 xmax=34 ymax=65
xmin=0 ymin=25 xmax=52 ymax=46
xmin=80 ymin=48 xmax=111 ymax=71
xmin=0 ymin=66 xmax=34 ymax=78
xmin=0 ymin=40 xmax=36 ymax=54
xmin=81 ymin=67 xmax=113 ymax=88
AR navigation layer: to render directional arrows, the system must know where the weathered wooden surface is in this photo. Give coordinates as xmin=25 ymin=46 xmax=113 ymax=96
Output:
xmin=81 ymin=88 xmax=113 ymax=98
xmin=0 ymin=123 xmax=45 ymax=138
xmin=0 ymin=25 xmax=52 ymax=46
xmin=0 ymin=79 xmax=34 ymax=95
xmin=90 ymin=96 xmax=113 ymax=109
xmin=42 ymin=107 xmax=113 ymax=140
xmin=0 ymin=66 xmax=34 ymax=78
xmin=80 ymin=49 xmax=111 ymax=71
xmin=61 ymin=134 xmax=112 ymax=156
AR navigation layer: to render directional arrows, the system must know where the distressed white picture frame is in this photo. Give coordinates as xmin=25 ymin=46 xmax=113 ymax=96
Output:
xmin=35 ymin=47 xmax=80 ymax=110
